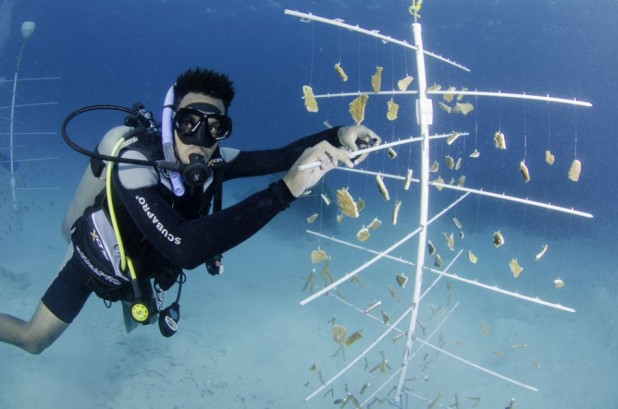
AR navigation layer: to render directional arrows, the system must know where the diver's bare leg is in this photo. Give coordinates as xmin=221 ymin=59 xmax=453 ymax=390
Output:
xmin=0 ymin=301 xmax=68 ymax=354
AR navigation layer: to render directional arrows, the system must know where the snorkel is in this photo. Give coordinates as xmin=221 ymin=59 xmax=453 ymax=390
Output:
xmin=162 ymin=84 xmax=185 ymax=196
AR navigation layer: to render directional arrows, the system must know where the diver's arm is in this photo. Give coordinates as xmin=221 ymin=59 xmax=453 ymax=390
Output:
xmin=113 ymin=166 xmax=295 ymax=270
xmin=222 ymin=127 xmax=342 ymax=179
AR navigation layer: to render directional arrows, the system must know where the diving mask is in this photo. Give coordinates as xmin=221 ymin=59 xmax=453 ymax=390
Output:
xmin=173 ymin=103 xmax=232 ymax=147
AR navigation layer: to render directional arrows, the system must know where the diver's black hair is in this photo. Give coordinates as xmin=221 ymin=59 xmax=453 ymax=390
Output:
xmin=174 ymin=67 xmax=235 ymax=111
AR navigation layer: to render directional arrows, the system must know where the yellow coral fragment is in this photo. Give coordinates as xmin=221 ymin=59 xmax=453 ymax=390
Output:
xmin=371 ymin=66 xmax=383 ymax=93
xmin=428 ymin=84 xmax=441 ymax=91
xmin=311 ymin=248 xmax=328 ymax=263
xmin=356 ymin=227 xmax=370 ymax=242
xmin=302 ymin=85 xmax=318 ymax=112
xmin=397 ymin=75 xmax=414 ymax=90
xmin=344 ymin=330 xmax=363 ymax=346
xmin=336 ymin=188 xmax=359 ymax=218
xmin=334 ymin=63 xmax=348 ymax=82
xmin=446 ymin=132 xmax=460 ymax=145
xmin=493 ymin=131 xmax=507 ymax=149
xmin=430 ymin=160 xmax=440 ymax=173
xmin=443 ymin=86 xmax=456 ymax=102
xmin=445 ymin=155 xmax=455 ymax=170
xmin=403 ymin=169 xmax=413 ymax=190
xmin=387 ymin=99 xmax=399 ymax=120
xmin=457 ymin=175 xmax=466 ymax=187
xmin=434 ymin=253 xmax=443 ymax=267
xmin=367 ymin=217 xmax=382 ymax=230
xmin=307 ymin=213 xmax=319 ymax=223
xmin=438 ymin=101 xmax=452 ymax=113
xmin=469 ymin=149 xmax=480 ymax=158
xmin=568 ymin=159 xmax=581 ymax=182
xmin=349 ymin=94 xmax=368 ymax=125
xmin=554 ymin=278 xmax=565 ymax=288
xmin=457 ymin=87 xmax=468 ymax=101
xmin=392 ymin=200 xmax=402 ymax=225
xmin=442 ymin=232 xmax=455 ymax=251
xmin=455 ymin=157 xmax=462 ymax=171
xmin=519 ymin=160 xmax=531 ymax=183
xmin=453 ymin=102 xmax=474 ymax=115
xmin=376 ymin=174 xmax=390 ymax=201
xmin=427 ymin=240 xmax=436 ymax=255
xmin=545 ymin=150 xmax=555 ymax=165
xmin=433 ymin=176 xmax=445 ymax=190
xmin=332 ymin=324 xmax=348 ymax=344
xmin=386 ymin=147 xmax=397 ymax=159
xmin=509 ymin=258 xmax=523 ymax=278
xmin=468 ymin=250 xmax=478 ymax=264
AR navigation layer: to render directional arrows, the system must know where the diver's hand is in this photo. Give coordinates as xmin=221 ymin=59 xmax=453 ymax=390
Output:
xmin=283 ymin=141 xmax=354 ymax=198
xmin=337 ymin=125 xmax=381 ymax=165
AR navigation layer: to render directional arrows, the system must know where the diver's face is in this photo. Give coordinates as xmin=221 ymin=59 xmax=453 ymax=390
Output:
xmin=174 ymin=92 xmax=226 ymax=164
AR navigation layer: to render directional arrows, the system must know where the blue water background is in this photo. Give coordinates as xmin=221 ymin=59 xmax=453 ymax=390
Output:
xmin=1 ymin=1 xmax=617 ymax=408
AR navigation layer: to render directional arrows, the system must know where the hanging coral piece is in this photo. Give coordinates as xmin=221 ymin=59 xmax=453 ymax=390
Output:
xmin=443 ymin=86 xmax=456 ymax=102
xmin=356 ymin=227 xmax=370 ymax=242
xmin=397 ymin=75 xmax=414 ymax=91
xmin=331 ymin=324 xmax=348 ymax=344
xmin=453 ymin=102 xmax=474 ymax=115
xmin=307 ymin=213 xmax=319 ymax=223
xmin=535 ymin=243 xmax=548 ymax=261
xmin=452 ymin=218 xmax=463 ymax=229
xmin=468 ymin=250 xmax=478 ymax=264
xmin=371 ymin=66 xmax=383 ymax=93
xmin=492 ymin=231 xmax=505 ymax=248
xmin=321 ymin=193 xmax=331 ymax=206
xmin=445 ymin=155 xmax=455 ymax=170
xmin=311 ymin=248 xmax=328 ymax=263
xmin=519 ymin=160 xmax=531 ymax=183
xmin=367 ymin=217 xmax=382 ymax=230
xmin=430 ymin=160 xmax=440 ymax=173
xmin=349 ymin=94 xmax=369 ymax=125
xmin=434 ymin=253 xmax=443 ymax=267
xmin=428 ymin=84 xmax=442 ymax=91
xmin=386 ymin=147 xmax=397 ymax=159
xmin=568 ymin=159 xmax=581 ymax=182
xmin=376 ymin=174 xmax=390 ymax=200
xmin=509 ymin=258 xmax=524 ymax=278
xmin=387 ymin=99 xmax=399 ymax=120
xmin=433 ymin=176 xmax=445 ymax=190
xmin=455 ymin=157 xmax=462 ymax=171
xmin=302 ymin=85 xmax=319 ymax=112
xmin=336 ymin=188 xmax=359 ymax=218
xmin=438 ymin=101 xmax=452 ymax=113
xmin=392 ymin=200 xmax=402 ymax=225
xmin=554 ymin=278 xmax=565 ymax=288
xmin=457 ymin=87 xmax=468 ymax=101
xmin=457 ymin=175 xmax=466 ymax=187
xmin=396 ymin=273 xmax=408 ymax=288
xmin=493 ymin=131 xmax=507 ymax=149
xmin=403 ymin=169 xmax=413 ymax=190
xmin=334 ymin=62 xmax=348 ymax=82
xmin=545 ymin=150 xmax=555 ymax=165
xmin=442 ymin=232 xmax=455 ymax=251
xmin=447 ymin=132 xmax=461 ymax=145
xmin=469 ymin=149 xmax=480 ymax=158
xmin=427 ymin=240 xmax=436 ymax=255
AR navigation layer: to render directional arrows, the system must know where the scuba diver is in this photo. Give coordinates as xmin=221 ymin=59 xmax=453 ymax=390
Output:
xmin=0 ymin=67 xmax=381 ymax=354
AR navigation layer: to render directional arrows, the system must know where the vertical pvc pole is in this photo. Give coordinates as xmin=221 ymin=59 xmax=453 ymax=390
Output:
xmin=394 ymin=21 xmax=432 ymax=401
xmin=9 ymin=33 xmax=29 ymax=209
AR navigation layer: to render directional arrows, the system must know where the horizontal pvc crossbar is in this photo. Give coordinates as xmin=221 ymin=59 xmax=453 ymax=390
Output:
xmin=339 ymin=167 xmax=593 ymax=219
xmin=307 ymin=229 xmax=575 ymax=313
xmin=284 ymin=9 xmax=470 ymax=72
xmin=297 ymin=132 xmax=466 ymax=171
xmin=311 ymin=89 xmax=592 ymax=108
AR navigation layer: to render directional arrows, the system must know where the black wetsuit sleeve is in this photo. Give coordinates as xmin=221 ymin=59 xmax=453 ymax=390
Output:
xmin=113 ymin=172 xmax=295 ymax=270
xmin=222 ymin=127 xmax=341 ymax=179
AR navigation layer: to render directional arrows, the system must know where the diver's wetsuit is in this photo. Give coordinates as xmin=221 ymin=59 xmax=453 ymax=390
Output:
xmin=42 ymin=127 xmax=341 ymax=323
